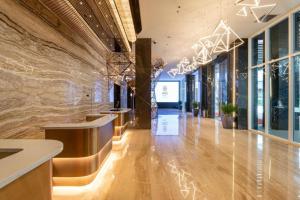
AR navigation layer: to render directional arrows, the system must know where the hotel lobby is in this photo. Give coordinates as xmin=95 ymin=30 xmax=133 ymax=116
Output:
xmin=2 ymin=0 xmax=300 ymax=199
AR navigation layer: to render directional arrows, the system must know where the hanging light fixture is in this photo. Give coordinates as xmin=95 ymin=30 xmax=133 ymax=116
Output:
xmin=211 ymin=20 xmax=244 ymax=53
xmin=235 ymin=0 xmax=260 ymax=7
xmin=167 ymin=68 xmax=179 ymax=78
xmin=192 ymin=38 xmax=213 ymax=65
xmin=167 ymin=57 xmax=194 ymax=78
xmin=235 ymin=0 xmax=277 ymax=23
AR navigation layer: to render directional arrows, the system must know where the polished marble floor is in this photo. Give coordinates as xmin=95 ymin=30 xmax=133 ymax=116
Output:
xmin=53 ymin=109 xmax=300 ymax=200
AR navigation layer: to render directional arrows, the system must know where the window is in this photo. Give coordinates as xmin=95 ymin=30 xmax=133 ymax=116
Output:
xmin=269 ymin=59 xmax=289 ymax=139
xmin=252 ymin=32 xmax=265 ymax=66
xmin=270 ymin=18 xmax=289 ymax=60
xmin=295 ymin=11 xmax=300 ymax=52
xmin=252 ymin=67 xmax=265 ymax=131
xmin=294 ymin=56 xmax=300 ymax=142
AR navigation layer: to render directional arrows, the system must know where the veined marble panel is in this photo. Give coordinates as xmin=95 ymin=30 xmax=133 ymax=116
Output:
xmin=0 ymin=0 xmax=112 ymax=139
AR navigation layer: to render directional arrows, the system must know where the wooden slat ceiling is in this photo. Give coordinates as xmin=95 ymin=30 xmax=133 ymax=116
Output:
xmin=20 ymin=0 xmax=132 ymax=52
xmin=67 ymin=0 xmax=127 ymax=51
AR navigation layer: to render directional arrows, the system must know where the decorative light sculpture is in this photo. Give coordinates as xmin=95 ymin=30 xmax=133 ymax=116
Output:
xmin=235 ymin=0 xmax=276 ymax=23
xmin=236 ymin=6 xmax=248 ymax=17
xmin=167 ymin=68 xmax=178 ymax=78
xmin=235 ymin=0 xmax=260 ymax=7
xmin=212 ymin=20 xmax=244 ymax=53
xmin=168 ymin=19 xmax=244 ymax=77
xmin=192 ymin=39 xmax=213 ymax=65
xmin=250 ymin=3 xmax=277 ymax=23
xmin=176 ymin=57 xmax=191 ymax=74
xmin=167 ymin=57 xmax=195 ymax=78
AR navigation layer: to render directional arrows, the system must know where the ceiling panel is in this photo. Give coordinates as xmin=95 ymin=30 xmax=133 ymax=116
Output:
xmin=138 ymin=0 xmax=300 ymax=66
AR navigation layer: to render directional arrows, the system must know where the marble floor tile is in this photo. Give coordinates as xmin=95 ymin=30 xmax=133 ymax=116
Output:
xmin=53 ymin=111 xmax=300 ymax=200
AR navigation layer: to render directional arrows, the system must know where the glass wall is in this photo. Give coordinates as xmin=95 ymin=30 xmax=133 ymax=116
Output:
xmin=250 ymin=14 xmax=292 ymax=140
xmin=270 ymin=18 xmax=289 ymax=60
xmin=294 ymin=11 xmax=300 ymax=142
xmin=269 ymin=59 xmax=289 ymax=139
xmin=252 ymin=67 xmax=265 ymax=131
xmin=294 ymin=56 xmax=300 ymax=142
xmin=295 ymin=12 xmax=300 ymax=52
xmin=252 ymin=32 xmax=265 ymax=66
xmin=214 ymin=60 xmax=228 ymax=117
xmin=247 ymin=7 xmax=300 ymax=143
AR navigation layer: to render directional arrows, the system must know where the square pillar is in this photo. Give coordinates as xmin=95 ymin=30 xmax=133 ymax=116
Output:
xmin=135 ymin=38 xmax=152 ymax=129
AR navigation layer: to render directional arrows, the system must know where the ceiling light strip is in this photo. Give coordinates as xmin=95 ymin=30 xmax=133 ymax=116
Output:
xmin=106 ymin=0 xmax=132 ymax=52
xmin=114 ymin=0 xmax=137 ymax=42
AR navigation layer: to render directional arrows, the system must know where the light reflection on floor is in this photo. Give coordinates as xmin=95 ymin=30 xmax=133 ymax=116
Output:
xmin=153 ymin=114 xmax=179 ymax=136
xmin=52 ymin=109 xmax=300 ymax=200
xmin=52 ymin=133 xmax=130 ymax=200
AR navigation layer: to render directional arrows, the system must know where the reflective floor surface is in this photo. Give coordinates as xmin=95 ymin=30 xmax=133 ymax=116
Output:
xmin=53 ymin=109 xmax=300 ymax=200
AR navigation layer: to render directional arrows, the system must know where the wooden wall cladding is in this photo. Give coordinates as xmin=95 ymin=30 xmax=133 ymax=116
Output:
xmin=0 ymin=161 xmax=52 ymax=200
xmin=0 ymin=0 xmax=112 ymax=139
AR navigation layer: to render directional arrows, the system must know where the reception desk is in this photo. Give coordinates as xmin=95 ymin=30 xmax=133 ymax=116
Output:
xmin=43 ymin=114 xmax=117 ymax=186
xmin=0 ymin=139 xmax=63 ymax=200
xmin=98 ymin=108 xmax=131 ymax=141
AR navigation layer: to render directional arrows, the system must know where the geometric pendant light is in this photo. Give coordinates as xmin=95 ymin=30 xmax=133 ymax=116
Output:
xmin=235 ymin=0 xmax=277 ymax=23
xmin=168 ymin=19 xmax=244 ymax=77
xmin=212 ymin=20 xmax=244 ymax=53
xmin=250 ymin=3 xmax=277 ymax=23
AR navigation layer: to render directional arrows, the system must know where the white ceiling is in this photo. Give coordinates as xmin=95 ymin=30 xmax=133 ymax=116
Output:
xmin=138 ymin=0 xmax=300 ymax=67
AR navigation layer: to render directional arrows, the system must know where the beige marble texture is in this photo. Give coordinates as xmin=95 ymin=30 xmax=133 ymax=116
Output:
xmin=0 ymin=0 xmax=112 ymax=139
xmin=53 ymin=113 xmax=300 ymax=200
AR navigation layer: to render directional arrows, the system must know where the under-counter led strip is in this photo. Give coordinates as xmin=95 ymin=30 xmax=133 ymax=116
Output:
xmin=53 ymin=134 xmax=130 ymax=197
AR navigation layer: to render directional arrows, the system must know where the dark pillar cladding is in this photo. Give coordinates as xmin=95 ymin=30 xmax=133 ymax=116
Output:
xmin=114 ymin=84 xmax=121 ymax=108
xmin=200 ymin=64 xmax=214 ymax=118
xmin=135 ymin=38 xmax=152 ymax=129
xmin=233 ymin=41 xmax=248 ymax=129
xmin=185 ymin=74 xmax=195 ymax=112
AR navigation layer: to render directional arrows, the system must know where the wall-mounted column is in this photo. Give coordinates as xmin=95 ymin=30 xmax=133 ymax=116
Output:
xmin=135 ymin=38 xmax=152 ymax=129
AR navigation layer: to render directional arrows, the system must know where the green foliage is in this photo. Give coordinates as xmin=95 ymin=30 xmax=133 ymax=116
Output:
xmin=193 ymin=102 xmax=199 ymax=109
xmin=221 ymin=103 xmax=237 ymax=115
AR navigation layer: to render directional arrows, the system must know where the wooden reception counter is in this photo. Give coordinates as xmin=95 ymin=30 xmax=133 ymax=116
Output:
xmin=43 ymin=114 xmax=117 ymax=186
xmin=98 ymin=108 xmax=131 ymax=140
xmin=0 ymin=139 xmax=63 ymax=200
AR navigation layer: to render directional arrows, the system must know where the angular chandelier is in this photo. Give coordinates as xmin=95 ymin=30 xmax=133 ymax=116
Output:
xmin=235 ymin=0 xmax=277 ymax=23
xmin=192 ymin=20 xmax=244 ymax=66
xmin=167 ymin=57 xmax=198 ymax=78
xmin=167 ymin=20 xmax=244 ymax=78
xmin=192 ymin=36 xmax=214 ymax=65
xmin=212 ymin=20 xmax=244 ymax=53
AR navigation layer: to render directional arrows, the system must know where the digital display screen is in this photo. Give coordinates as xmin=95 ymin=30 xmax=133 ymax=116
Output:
xmin=155 ymin=82 xmax=179 ymax=103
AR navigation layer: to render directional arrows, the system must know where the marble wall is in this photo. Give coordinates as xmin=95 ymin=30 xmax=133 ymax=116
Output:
xmin=0 ymin=0 xmax=112 ymax=139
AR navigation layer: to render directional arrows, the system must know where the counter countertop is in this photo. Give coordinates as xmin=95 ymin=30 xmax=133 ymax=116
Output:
xmin=99 ymin=108 xmax=131 ymax=114
xmin=0 ymin=139 xmax=63 ymax=189
xmin=42 ymin=114 xmax=118 ymax=130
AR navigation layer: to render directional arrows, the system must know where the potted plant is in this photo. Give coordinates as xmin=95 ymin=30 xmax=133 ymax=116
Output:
xmin=221 ymin=103 xmax=237 ymax=129
xmin=192 ymin=102 xmax=199 ymax=117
